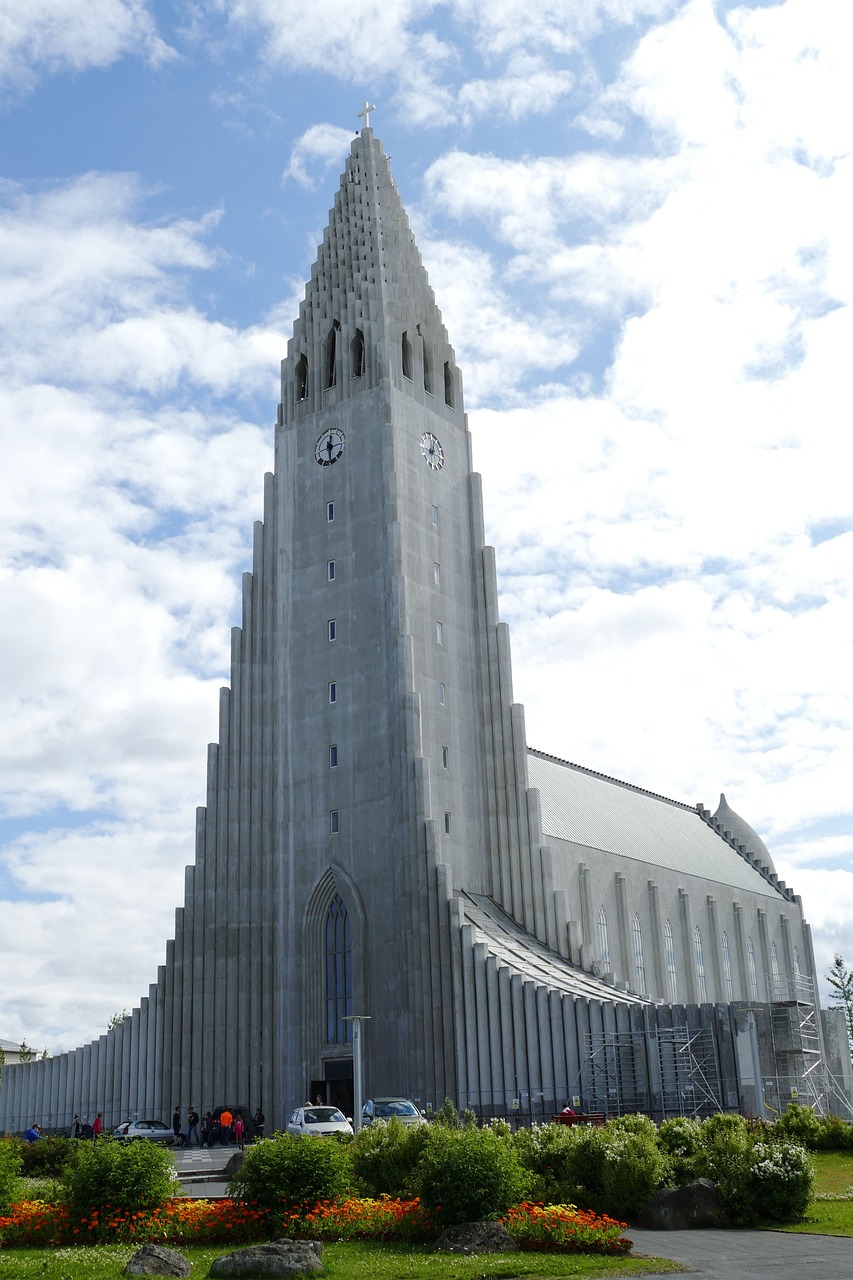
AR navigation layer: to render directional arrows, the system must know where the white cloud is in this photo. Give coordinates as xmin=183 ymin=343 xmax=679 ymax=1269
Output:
xmin=0 ymin=0 xmax=173 ymax=95
xmin=283 ymin=124 xmax=357 ymax=189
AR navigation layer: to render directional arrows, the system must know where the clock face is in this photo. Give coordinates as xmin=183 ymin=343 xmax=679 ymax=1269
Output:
xmin=315 ymin=428 xmax=346 ymax=466
xmin=420 ymin=432 xmax=444 ymax=470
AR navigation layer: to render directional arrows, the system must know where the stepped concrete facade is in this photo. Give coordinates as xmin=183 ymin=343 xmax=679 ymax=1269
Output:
xmin=2 ymin=126 xmax=851 ymax=1134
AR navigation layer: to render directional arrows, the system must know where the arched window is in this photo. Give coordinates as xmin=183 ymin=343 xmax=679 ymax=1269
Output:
xmin=597 ymin=906 xmax=611 ymax=971
xmin=351 ymin=328 xmax=365 ymax=379
xmin=632 ymin=912 xmax=646 ymax=994
xmin=746 ymin=936 xmax=758 ymax=999
xmin=771 ymin=940 xmax=781 ymax=999
xmin=664 ymin=919 xmax=678 ymax=1002
xmin=693 ymin=925 xmax=707 ymax=1002
xmin=721 ymin=931 xmax=734 ymax=1001
xmin=295 ymin=353 xmax=308 ymax=401
xmin=401 ymin=330 xmax=413 ymax=380
xmin=325 ymin=894 xmax=352 ymax=1044
xmin=444 ymin=360 xmax=454 ymax=407
xmin=324 ymin=322 xmax=339 ymax=390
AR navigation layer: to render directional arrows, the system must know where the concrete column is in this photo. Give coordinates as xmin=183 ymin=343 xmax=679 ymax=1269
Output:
xmin=615 ymin=873 xmax=631 ymax=987
xmin=679 ymin=888 xmax=698 ymax=1004
xmin=732 ymin=902 xmax=749 ymax=1000
xmin=647 ymin=881 xmax=666 ymax=1001
xmin=757 ymin=909 xmax=773 ymax=1001
xmin=706 ymin=896 xmax=723 ymax=1001
xmin=578 ymin=864 xmax=594 ymax=970
xmin=485 ymin=954 xmax=504 ymax=1116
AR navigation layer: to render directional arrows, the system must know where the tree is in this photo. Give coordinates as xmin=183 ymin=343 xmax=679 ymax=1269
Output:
xmin=827 ymin=954 xmax=853 ymax=1058
xmin=18 ymin=1039 xmax=33 ymax=1063
xmin=107 ymin=1010 xmax=130 ymax=1031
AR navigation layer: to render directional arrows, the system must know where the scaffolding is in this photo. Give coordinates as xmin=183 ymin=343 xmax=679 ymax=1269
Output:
xmin=768 ymin=974 xmax=826 ymax=1114
xmin=585 ymin=1025 xmax=723 ymax=1119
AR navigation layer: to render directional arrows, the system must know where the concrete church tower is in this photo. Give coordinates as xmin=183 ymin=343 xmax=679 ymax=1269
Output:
xmin=3 ymin=123 xmax=851 ymax=1134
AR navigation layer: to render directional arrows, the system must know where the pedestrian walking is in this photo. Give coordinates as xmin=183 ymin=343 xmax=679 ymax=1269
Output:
xmin=185 ymin=1107 xmax=200 ymax=1147
xmin=200 ymin=1112 xmax=212 ymax=1147
xmin=71 ymin=1114 xmax=82 ymax=1139
xmin=172 ymin=1105 xmax=183 ymax=1146
xmin=219 ymin=1107 xmax=233 ymax=1145
xmin=92 ymin=1113 xmax=103 ymax=1139
xmin=234 ymin=1113 xmax=245 ymax=1149
xmin=253 ymin=1107 xmax=265 ymax=1140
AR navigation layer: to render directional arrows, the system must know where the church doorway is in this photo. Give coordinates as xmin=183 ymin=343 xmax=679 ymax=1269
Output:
xmin=315 ymin=1059 xmax=353 ymax=1119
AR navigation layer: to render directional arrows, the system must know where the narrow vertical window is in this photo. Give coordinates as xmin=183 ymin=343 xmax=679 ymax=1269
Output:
xmin=598 ymin=906 xmax=611 ymax=971
xmin=747 ymin=936 xmax=759 ymax=998
xmin=431 ymin=505 xmax=438 ymax=526
xmin=420 ymin=328 xmax=433 ymax=394
xmin=438 ymin=683 xmax=445 ymax=705
xmin=328 ymin=681 xmax=337 ymax=704
xmin=325 ymin=894 xmax=352 ymax=1044
xmin=351 ymin=328 xmax=365 ymax=379
xmin=721 ymin=931 xmax=734 ymax=1001
xmin=444 ymin=360 xmax=454 ymax=407
xmin=401 ymin=330 xmax=413 ymax=380
xmin=632 ymin=912 xmax=646 ymax=995
xmin=441 ymin=746 xmax=448 ymax=769
xmin=433 ymin=562 xmax=440 ymax=586
xmin=328 ymin=619 xmax=336 ymax=642
xmin=324 ymin=322 xmax=339 ymax=389
xmin=436 ymin=621 xmax=443 ymax=644
xmin=694 ymin=926 xmax=707 ymax=1002
xmin=664 ymin=919 xmax=678 ymax=1002
xmin=329 ymin=744 xmax=338 ymax=768
xmin=771 ymin=940 xmax=781 ymax=999
xmin=329 ymin=810 xmax=339 ymax=834
xmin=295 ymin=353 xmax=308 ymax=401
xmin=326 ymin=501 xmax=335 ymax=522
xmin=327 ymin=560 xmax=336 ymax=581
xmin=793 ymin=946 xmax=800 ymax=976
xmin=444 ymin=812 xmax=451 ymax=834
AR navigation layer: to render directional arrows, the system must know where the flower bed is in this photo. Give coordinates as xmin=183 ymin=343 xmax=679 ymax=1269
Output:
xmin=502 ymin=1202 xmax=632 ymax=1255
xmin=1 ymin=1195 xmax=628 ymax=1253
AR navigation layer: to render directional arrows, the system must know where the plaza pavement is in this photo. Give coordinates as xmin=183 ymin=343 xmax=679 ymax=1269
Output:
xmin=170 ymin=1149 xmax=853 ymax=1278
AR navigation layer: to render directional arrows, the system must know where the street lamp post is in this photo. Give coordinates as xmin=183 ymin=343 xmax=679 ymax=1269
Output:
xmin=342 ymin=1015 xmax=371 ymax=1132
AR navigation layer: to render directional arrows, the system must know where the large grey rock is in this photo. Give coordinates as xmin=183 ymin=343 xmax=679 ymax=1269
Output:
xmin=223 ymin=1150 xmax=246 ymax=1179
xmin=637 ymin=1178 xmax=721 ymax=1229
xmin=433 ymin=1222 xmax=518 ymax=1254
xmin=208 ymin=1240 xmax=323 ymax=1277
xmin=124 ymin=1244 xmax=192 ymax=1276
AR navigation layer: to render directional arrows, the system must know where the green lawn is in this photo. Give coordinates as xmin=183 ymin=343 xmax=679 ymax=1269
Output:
xmin=0 ymin=1241 xmax=685 ymax=1280
xmin=766 ymin=1150 xmax=853 ymax=1237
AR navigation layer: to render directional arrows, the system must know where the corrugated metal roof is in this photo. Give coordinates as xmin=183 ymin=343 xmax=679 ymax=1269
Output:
xmin=527 ymin=750 xmax=781 ymax=899
xmin=462 ymin=892 xmax=648 ymax=1004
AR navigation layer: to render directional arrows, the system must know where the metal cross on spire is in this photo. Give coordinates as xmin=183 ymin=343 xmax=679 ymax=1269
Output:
xmin=358 ymin=101 xmax=376 ymax=130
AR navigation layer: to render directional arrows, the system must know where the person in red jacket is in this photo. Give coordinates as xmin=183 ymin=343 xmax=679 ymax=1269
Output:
xmin=92 ymin=1113 xmax=103 ymax=1138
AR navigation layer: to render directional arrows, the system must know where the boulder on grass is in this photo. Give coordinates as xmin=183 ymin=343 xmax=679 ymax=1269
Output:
xmin=124 ymin=1244 xmax=192 ymax=1276
xmin=433 ymin=1222 xmax=518 ymax=1254
xmin=637 ymin=1178 xmax=721 ymax=1229
xmin=223 ymin=1150 xmax=246 ymax=1179
xmin=209 ymin=1240 xmax=323 ymax=1276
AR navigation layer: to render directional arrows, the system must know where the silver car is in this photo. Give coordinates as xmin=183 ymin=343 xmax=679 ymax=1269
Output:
xmin=113 ymin=1119 xmax=176 ymax=1143
xmin=361 ymin=1097 xmax=425 ymax=1127
xmin=286 ymin=1106 xmax=353 ymax=1138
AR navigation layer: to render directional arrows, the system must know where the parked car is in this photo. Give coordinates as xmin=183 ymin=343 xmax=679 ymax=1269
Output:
xmin=286 ymin=1106 xmax=353 ymax=1138
xmin=361 ymin=1097 xmax=425 ymax=1127
xmin=113 ymin=1119 xmax=176 ymax=1143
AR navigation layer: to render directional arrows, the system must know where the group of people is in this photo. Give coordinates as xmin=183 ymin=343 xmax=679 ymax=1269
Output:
xmin=69 ymin=1113 xmax=103 ymax=1139
xmin=172 ymin=1105 xmax=264 ymax=1148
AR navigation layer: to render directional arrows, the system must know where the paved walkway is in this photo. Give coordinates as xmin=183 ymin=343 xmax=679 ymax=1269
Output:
xmin=172 ymin=1144 xmax=237 ymax=1197
xmin=627 ymin=1225 xmax=853 ymax=1279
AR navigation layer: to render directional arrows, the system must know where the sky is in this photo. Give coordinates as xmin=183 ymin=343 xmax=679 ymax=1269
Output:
xmin=0 ymin=0 xmax=850 ymax=1055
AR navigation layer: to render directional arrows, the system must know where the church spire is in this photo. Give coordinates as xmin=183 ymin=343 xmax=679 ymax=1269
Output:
xmin=280 ymin=127 xmax=461 ymax=424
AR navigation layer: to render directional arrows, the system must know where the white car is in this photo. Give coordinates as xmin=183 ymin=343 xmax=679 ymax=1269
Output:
xmin=286 ymin=1105 xmax=353 ymax=1138
xmin=361 ymin=1097 xmax=425 ymax=1128
xmin=113 ymin=1119 xmax=176 ymax=1144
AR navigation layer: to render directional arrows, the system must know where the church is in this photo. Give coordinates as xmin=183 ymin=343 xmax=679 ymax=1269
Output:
xmin=2 ymin=122 xmax=851 ymax=1134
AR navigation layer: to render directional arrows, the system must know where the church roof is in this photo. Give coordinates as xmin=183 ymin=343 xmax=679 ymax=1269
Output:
xmin=713 ymin=792 xmax=776 ymax=875
xmin=462 ymin=892 xmax=649 ymax=1004
xmin=527 ymin=749 xmax=787 ymax=900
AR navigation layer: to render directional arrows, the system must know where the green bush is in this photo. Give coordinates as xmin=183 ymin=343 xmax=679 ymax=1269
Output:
xmin=774 ymin=1103 xmax=822 ymax=1149
xmin=19 ymin=1134 xmax=79 ymax=1178
xmin=513 ymin=1123 xmax=579 ymax=1202
xmin=606 ymin=1113 xmax=657 ymax=1139
xmin=814 ymin=1114 xmax=853 ymax=1150
xmin=657 ymin=1116 xmax=703 ymax=1187
xmin=563 ymin=1125 xmax=609 ymax=1202
xmin=700 ymin=1112 xmax=748 ymax=1144
xmin=696 ymin=1124 xmax=754 ymax=1224
xmin=351 ymin=1118 xmax=427 ymax=1196
xmin=600 ymin=1130 xmax=665 ymax=1218
xmin=432 ymin=1098 xmax=463 ymax=1128
xmin=750 ymin=1140 xmax=813 ymax=1221
xmin=0 ymin=1138 xmax=23 ymax=1214
xmin=60 ymin=1138 xmax=176 ymax=1224
xmin=229 ymin=1134 xmax=353 ymax=1212
xmin=415 ymin=1124 xmax=531 ymax=1226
